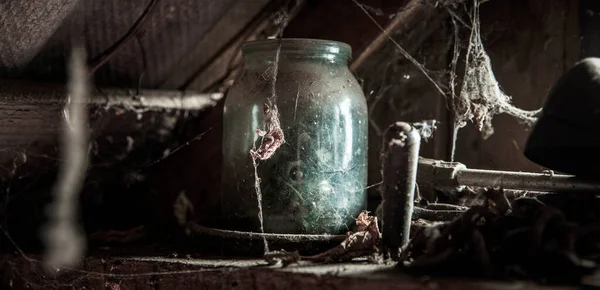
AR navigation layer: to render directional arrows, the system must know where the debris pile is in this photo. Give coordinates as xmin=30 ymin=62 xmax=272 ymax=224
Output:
xmin=263 ymin=210 xmax=381 ymax=265
xmin=401 ymin=189 xmax=600 ymax=284
xmin=303 ymin=210 xmax=381 ymax=263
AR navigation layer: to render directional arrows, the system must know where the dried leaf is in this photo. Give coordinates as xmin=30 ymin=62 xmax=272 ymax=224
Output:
xmin=303 ymin=211 xmax=381 ymax=262
xmin=356 ymin=210 xmax=376 ymax=232
xmin=250 ymin=102 xmax=285 ymax=160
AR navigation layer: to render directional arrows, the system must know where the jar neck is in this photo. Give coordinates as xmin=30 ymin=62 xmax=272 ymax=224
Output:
xmin=242 ymin=38 xmax=351 ymax=69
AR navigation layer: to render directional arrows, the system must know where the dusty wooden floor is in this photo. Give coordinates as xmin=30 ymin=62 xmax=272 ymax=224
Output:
xmin=0 ymin=255 xmax=592 ymax=290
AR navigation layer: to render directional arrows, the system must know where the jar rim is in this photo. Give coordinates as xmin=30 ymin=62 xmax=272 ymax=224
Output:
xmin=242 ymin=38 xmax=352 ymax=61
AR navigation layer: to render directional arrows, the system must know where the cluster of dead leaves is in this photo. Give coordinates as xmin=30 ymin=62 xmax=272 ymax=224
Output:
xmin=264 ymin=210 xmax=381 ymax=266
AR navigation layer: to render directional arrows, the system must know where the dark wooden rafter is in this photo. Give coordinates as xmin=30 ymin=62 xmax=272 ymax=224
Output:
xmin=0 ymin=79 xmax=220 ymax=179
xmin=158 ymin=0 xmax=271 ymax=90
xmin=180 ymin=0 xmax=306 ymax=92
xmin=350 ymin=0 xmax=444 ymax=72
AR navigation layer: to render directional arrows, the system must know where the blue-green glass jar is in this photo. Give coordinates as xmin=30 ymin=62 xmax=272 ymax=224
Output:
xmin=221 ymin=38 xmax=368 ymax=235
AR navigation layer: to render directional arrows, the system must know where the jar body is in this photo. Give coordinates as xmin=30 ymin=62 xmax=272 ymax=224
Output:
xmin=221 ymin=39 xmax=368 ymax=234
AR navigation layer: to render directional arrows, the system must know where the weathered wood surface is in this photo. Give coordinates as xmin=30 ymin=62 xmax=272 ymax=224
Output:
xmin=0 ymin=0 xmax=295 ymax=253
xmin=183 ymin=0 xmax=306 ymax=92
xmin=157 ymin=0 xmax=272 ymax=90
xmin=0 ymin=255 xmax=583 ymax=290
xmin=0 ymin=79 xmax=223 ymax=252
xmin=0 ymin=79 xmax=220 ymax=179
xmin=6 ymin=0 xmax=275 ymax=90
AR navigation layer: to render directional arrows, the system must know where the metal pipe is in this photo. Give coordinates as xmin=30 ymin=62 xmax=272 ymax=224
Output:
xmin=381 ymin=122 xmax=420 ymax=261
xmin=456 ymin=168 xmax=600 ymax=192
xmin=417 ymin=157 xmax=600 ymax=193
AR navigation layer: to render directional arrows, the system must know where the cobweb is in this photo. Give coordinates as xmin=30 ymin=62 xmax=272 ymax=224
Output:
xmin=248 ymin=3 xmax=293 ymax=255
xmin=355 ymin=0 xmax=541 ymax=161
xmin=447 ymin=0 xmax=541 ymax=160
xmin=0 ymin=0 xmax=550 ymax=286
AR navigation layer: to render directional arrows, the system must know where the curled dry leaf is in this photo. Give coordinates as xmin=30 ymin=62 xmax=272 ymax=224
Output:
xmin=356 ymin=210 xmax=376 ymax=232
xmin=303 ymin=210 xmax=381 ymax=263
xmin=250 ymin=102 xmax=285 ymax=160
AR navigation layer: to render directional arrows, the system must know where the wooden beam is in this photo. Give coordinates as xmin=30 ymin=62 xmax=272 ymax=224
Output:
xmin=182 ymin=0 xmax=305 ymax=92
xmin=0 ymin=255 xmax=577 ymax=290
xmin=158 ymin=0 xmax=271 ymax=90
xmin=0 ymin=79 xmax=220 ymax=179
xmin=350 ymin=0 xmax=438 ymax=71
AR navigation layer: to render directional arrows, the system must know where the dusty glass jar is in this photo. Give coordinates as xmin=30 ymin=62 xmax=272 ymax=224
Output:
xmin=221 ymin=38 xmax=368 ymax=235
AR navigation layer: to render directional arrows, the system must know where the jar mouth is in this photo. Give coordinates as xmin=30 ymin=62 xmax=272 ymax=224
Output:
xmin=242 ymin=38 xmax=352 ymax=62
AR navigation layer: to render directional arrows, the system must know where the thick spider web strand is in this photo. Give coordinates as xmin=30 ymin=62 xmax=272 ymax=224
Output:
xmin=355 ymin=0 xmax=541 ymax=161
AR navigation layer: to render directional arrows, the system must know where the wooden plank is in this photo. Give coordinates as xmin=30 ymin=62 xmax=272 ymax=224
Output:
xmin=158 ymin=0 xmax=271 ymax=89
xmin=183 ymin=0 xmax=306 ymax=92
xmin=0 ymin=79 xmax=220 ymax=180
xmin=0 ymin=255 xmax=581 ymax=290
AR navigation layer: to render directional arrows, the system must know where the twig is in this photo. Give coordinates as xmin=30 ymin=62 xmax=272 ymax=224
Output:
xmin=302 ymin=211 xmax=381 ymax=262
xmin=187 ymin=222 xmax=346 ymax=242
xmin=88 ymin=0 xmax=159 ymax=76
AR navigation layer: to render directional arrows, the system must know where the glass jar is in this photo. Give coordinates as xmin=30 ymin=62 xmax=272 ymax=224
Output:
xmin=221 ymin=38 xmax=368 ymax=235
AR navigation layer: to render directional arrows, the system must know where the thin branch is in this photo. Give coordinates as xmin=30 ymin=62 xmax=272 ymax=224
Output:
xmin=187 ymin=222 xmax=346 ymax=242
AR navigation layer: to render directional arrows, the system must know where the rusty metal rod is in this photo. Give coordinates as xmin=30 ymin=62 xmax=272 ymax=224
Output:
xmin=417 ymin=157 xmax=600 ymax=193
xmin=381 ymin=122 xmax=421 ymax=260
xmin=456 ymin=169 xmax=600 ymax=192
